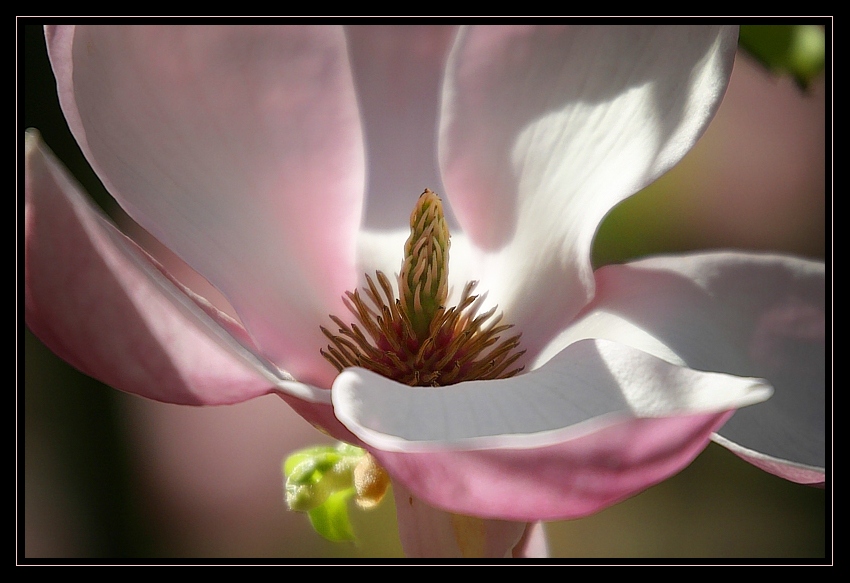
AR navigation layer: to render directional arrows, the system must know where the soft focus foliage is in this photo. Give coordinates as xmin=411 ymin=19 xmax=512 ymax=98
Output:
xmin=739 ymin=24 xmax=826 ymax=89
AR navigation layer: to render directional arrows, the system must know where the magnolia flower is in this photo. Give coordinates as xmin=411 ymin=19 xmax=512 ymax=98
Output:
xmin=25 ymin=25 xmax=825 ymax=558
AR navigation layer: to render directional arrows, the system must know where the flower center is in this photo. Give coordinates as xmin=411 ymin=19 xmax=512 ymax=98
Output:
xmin=321 ymin=189 xmax=525 ymax=387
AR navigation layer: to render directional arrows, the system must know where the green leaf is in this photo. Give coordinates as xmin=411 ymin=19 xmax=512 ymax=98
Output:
xmin=739 ymin=25 xmax=825 ymax=89
xmin=307 ymin=489 xmax=357 ymax=543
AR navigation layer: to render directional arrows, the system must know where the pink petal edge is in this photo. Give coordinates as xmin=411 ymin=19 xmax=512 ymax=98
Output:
xmin=25 ymin=129 xmax=328 ymax=408
xmin=711 ymin=433 xmax=825 ymax=486
xmin=373 ymin=411 xmax=734 ymax=522
xmin=45 ymin=25 xmax=365 ymax=388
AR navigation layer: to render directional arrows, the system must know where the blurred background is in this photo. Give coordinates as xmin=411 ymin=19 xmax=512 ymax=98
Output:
xmin=22 ymin=24 xmax=828 ymax=560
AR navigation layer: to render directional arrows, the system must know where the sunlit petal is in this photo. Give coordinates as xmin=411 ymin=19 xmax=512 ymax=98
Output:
xmin=439 ymin=25 xmax=738 ymax=356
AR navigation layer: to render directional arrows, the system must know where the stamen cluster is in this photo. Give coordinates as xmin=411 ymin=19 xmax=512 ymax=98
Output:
xmin=321 ymin=190 xmax=525 ymax=387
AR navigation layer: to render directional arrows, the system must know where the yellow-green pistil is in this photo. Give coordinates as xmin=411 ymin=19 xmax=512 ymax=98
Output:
xmin=321 ymin=189 xmax=525 ymax=387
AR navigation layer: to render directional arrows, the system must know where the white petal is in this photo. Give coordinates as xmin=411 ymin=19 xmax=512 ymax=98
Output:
xmin=439 ymin=25 xmax=738 ymax=356
xmin=344 ymin=25 xmax=460 ymax=231
xmin=541 ymin=252 xmax=825 ymax=473
xmin=331 ymin=338 xmax=770 ymax=453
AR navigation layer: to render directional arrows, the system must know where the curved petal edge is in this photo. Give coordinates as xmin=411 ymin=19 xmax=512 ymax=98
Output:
xmin=25 ymin=129 xmax=329 ymax=407
xmin=712 ymin=433 xmax=825 ymax=486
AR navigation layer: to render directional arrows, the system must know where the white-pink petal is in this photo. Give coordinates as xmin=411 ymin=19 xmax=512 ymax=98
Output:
xmin=46 ymin=25 xmax=366 ymax=387
xmin=439 ymin=25 xmax=739 ymax=358
xmin=551 ymin=252 xmax=825 ymax=480
xmin=332 ymin=339 xmax=769 ymax=452
xmin=25 ymin=130 xmax=276 ymax=405
xmin=332 ymin=336 xmax=769 ymax=520
xmin=371 ymin=411 xmax=735 ymax=521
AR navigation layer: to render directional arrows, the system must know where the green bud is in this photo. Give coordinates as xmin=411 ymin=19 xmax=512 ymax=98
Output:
xmin=282 ymin=443 xmax=389 ymax=543
xmin=283 ymin=444 xmax=359 ymax=512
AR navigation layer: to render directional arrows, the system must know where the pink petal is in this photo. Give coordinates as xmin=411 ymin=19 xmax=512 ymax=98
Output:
xmin=392 ymin=481 xmax=528 ymax=558
xmin=439 ymin=26 xmax=738 ymax=357
xmin=550 ymin=252 xmax=825 ymax=482
xmin=25 ymin=130 xmax=274 ymax=405
xmin=380 ymin=411 xmax=734 ymax=522
xmin=332 ymin=339 xmax=769 ymax=521
xmin=46 ymin=25 xmax=365 ymax=387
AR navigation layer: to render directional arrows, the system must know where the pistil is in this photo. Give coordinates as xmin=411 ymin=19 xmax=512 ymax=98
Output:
xmin=321 ymin=189 xmax=525 ymax=387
